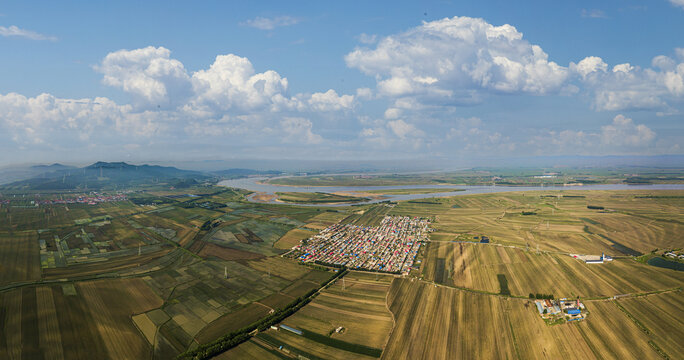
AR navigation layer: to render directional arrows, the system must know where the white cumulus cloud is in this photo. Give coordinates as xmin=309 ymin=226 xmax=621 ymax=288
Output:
xmin=307 ymin=90 xmax=354 ymax=112
xmin=242 ymin=16 xmax=300 ymax=30
xmin=96 ymin=46 xmax=191 ymax=107
xmin=575 ymin=52 xmax=684 ymax=111
xmin=670 ymin=0 xmax=684 ymax=9
xmin=346 ymin=16 xmax=569 ymax=104
xmin=541 ymin=115 xmax=656 ymax=153
xmin=601 ymin=114 xmax=655 ymax=147
xmin=190 ymin=54 xmax=290 ymax=113
xmin=0 ymin=25 xmax=56 ymax=41
xmin=280 ymin=117 xmax=322 ymax=144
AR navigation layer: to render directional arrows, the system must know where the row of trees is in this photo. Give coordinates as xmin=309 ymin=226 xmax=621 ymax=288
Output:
xmin=177 ymin=269 xmax=348 ymax=360
xmin=529 ymin=293 xmax=554 ymax=300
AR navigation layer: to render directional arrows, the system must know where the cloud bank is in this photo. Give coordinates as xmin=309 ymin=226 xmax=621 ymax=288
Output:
xmin=0 ymin=16 xmax=682 ymax=163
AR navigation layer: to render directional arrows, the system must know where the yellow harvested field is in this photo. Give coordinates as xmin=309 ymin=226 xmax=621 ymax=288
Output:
xmin=393 ymin=190 xmax=684 ymax=256
xmin=383 ymin=278 xmax=681 ymax=359
xmin=242 ymin=272 xmax=394 ymax=359
xmin=215 ymin=339 xmax=281 ymax=359
xmin=303 ymin=222 xmax=328 ymax=230
xmin=133 ymin=313 xmax=158 ymax=344
xmin=36 ymin=287 xmax=65 ymax=360
xmin=423 ymin=241 xmax=684 ymax=298
xmin=78 ymin=278 xmax=163 ymax=359
xmin=0 ymin=231 xmax=40 ymax=286
xmin=274 ymin=228 xmax=316 ymax=249
xmin=308 ymin=211 xmax=350 ymax=224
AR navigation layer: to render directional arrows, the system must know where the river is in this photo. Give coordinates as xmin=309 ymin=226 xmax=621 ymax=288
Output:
xmin=217 ymin=177 xmax=684 ymax=207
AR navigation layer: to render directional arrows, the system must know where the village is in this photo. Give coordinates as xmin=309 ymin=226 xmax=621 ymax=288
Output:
xmin=293 ymin=215 xmax=430 ymax=274
xmin=0 ymin=192 xmax=128 ymax=206
xmin=534 ymin=298 xmax=587 ymax=324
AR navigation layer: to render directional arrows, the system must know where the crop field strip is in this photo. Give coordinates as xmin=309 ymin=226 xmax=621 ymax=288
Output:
xmin=0 ymin=231 xmax=41 ymax=286
xmin=231 ymin=272 xmax=394 ymax=360
xmin=422 ymin=241 xmax=684 ymax=298
xmin=383 ymin=278 xmax=682 ymax=359
xmin=616 ymin=292 xmax=684 ymax=358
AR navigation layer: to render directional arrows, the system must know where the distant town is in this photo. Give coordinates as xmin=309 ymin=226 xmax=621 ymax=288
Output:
xmin=0 ymin=192 xmax=128 ymax=206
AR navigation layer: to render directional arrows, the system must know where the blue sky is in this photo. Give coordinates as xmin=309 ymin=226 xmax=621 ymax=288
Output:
xmin=0 ymin=0 xmax=683 ymax=166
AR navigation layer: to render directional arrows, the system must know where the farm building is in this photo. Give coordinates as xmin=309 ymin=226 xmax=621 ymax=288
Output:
xmin=535 ymin=299 xmax=587 ymax=323
xmin=279 ymin=324 xmax=303 ymax=335
xmin=585 ymin=253 xmax=612 ymax=264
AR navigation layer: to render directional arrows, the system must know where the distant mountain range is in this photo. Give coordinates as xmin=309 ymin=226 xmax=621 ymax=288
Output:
xmin=0 ymin=163 xmax=76 ymax=186
xmin=0 ymin=162 xmax=211 ymax=190
xmin=0 ymin=162 xmax=288 ymax=190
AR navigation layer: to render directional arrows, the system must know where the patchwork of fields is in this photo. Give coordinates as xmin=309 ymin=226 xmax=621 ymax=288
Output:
xmin=226 ymin=271 xmax=395 ymax=359
xmin=0 ymin=278 xmax=161 ymax=359
xmin=0 ymin=188 xmax=682 ymax=359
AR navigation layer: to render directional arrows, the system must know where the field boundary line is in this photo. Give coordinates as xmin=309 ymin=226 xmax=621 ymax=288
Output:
xmin=586 ymin=287 xmax=681 ymax=302
xmin=381 ymin=278 xmax=398 ymax=359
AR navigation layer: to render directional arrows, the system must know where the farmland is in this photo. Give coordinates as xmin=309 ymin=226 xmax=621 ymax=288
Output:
xmin=0 ymin=182 xmax=682 ymax=359
xmin=383 ymin=278 xmax=683 ymax=359
xmin=0 ymin=278 xmax=161 ymax=359
xmin=229 ymin=271 xmax=395 ymax=359
xmin=421 ymin=241 xmax=684 ymax=298
xmin=266 ymin=168 xmax=684 ymax=187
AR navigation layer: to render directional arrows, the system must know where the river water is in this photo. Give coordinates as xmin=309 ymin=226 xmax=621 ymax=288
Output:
xmin=217 ymin=177 xmax=684 ymax=207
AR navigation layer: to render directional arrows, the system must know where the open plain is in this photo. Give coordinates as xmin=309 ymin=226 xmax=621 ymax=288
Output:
xmin=0 ymin=184 xmax=682 ymax=359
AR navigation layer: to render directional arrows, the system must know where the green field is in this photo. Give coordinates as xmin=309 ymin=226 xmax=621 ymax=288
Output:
xmin=275 ymin=192 xmax=370 ymax=204
xmin=363 ymin=188 xmax=464 ymax=195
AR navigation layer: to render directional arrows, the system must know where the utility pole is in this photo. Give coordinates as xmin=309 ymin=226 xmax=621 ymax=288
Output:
xmin=224 ymin=266 xmax=228 ymax=279
xmin=138 ymin=242 xmax=142 ymax=256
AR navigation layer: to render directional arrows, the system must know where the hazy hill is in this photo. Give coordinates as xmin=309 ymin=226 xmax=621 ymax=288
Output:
xmin=0 ymin=162 xmax=211 ymax=191
xmin=0 ymin=163 xmax=76 ymax=185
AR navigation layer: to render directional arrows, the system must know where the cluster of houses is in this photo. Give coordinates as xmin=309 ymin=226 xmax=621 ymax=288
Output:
xmin=664 ymin=251 xmax=684 ymax=260
xmin=295 ymin=216 xmax=429 ymax=274
xmin=535 ymin=298 xmax=586 ymax=322
xmin=571 ymin=253 xmax=613 ymax=264
xmin=33 ymin=193 xmax=127 ymax=206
